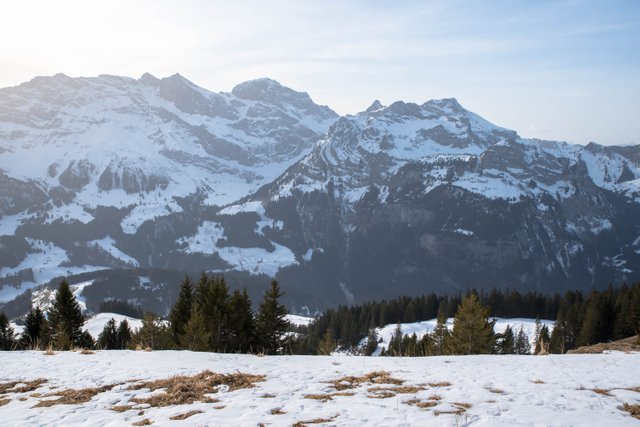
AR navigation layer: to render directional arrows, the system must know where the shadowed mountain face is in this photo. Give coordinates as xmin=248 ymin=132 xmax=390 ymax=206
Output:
xmin=0 ymin=74 xmax=638 ymax=313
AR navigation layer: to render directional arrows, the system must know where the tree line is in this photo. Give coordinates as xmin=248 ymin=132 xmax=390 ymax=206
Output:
xmin=295 ymin=283 xmax=640 ymax=355
xmin=0 ymin=275 xmax=291 ymax=355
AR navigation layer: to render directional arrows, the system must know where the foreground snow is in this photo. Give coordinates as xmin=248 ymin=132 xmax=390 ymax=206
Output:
xmin=0 ymin=351 xmax=639 ymax=426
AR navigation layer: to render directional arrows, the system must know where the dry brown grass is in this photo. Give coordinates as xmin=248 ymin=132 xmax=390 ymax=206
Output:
xmin=366 ymin=384 xmax=425 ymax=399
xmin=132 ymin=418 xmax=153 ymax=426
xmin=486 ymin=387 xmax=506 ymax=395
xmin=621 ymin=403 xmax=640 ymax=420
xmin=0 ymin=379 xmax=48 ymax=395
xmin=453 ymin=402 xmax=472 ymax=409
xmin=43 ymin=346 xmax=55 ymax=356
xmin=428 ymin=394 xmax=442 ymax=401
xmin=591 ymin=388 xmax=612 ymax=396
xmin=169 ymin=410 xmax=204 ymax=420
xmin=427 ymin=381 xmax=452 ymax=387
xmin=0 ymin=398 xmax=10 ymax=406
xmin=328 ymin=371 xmax=404 ymax=391
xmin=79 ymin=349 xmax=95 ymax=355
xmin=32 ymin=384 xmax=117 ymax=407
xmin=269 ymin=407 xmax=287 ymax=415
xmin=292 ymin=414 xmax=339 ymax=426
xmin=568 ymin=335 xmax=640 ymax=354
xmin=531 ymin=379 xmax=545 ymax=384
xmin=128 ymin=370 xmax=265 ymax=407
xmin=260 ymin=393 xmax=276 ymax=398
xmin=404 ymin=398 xmax=438 ymax=409
xmin=303 ymin=392 xmax=354 ymax=402
xmin=18 ymin=397 xmax=28 ymax=402
xmin=625 ymin=386 xmax=640 ymax=393
xmin=111 ymin=405 xmax=134 ymax=412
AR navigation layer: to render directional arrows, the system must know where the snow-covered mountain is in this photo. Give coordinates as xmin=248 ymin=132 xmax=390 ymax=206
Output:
xmin=1 ymin=75 xmax=639 ymax=314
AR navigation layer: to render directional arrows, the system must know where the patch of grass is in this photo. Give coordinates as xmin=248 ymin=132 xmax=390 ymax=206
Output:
xmin=43 ymin=346 xmax=55 ymax=356
xmin=79 ymin=349 xmax=95 ymax=355
xmin=453 ymin=402 xmax=472 ymax=409
xmin=531 ymin=379 xmax=545 ymax=384
xmin=269 ymin=407 xmax=286 ymax=415
xmin=428 ymin=394 xmax=442 ymax=401
xmin=128 ymin=370 xmax=264 ymax=407
xmin=427 ymin=381 xmax=451 ymax=387
xmin=486 ymin=387 xmax=506 ymax=395
xmin=32 ymin=384 xmax=116 ymax=407
xmin=404 ymin=398 xmax=438 ymax=409
xmin=132 ymin=418 xmax=153 ymax=426
xmin=18 ymin=397 xmax=28 ymax=402
xmin=111 ymin=405 xmax=134 ymax=412
xmin=366 ymin=384 xmax=425 ymax=399
xmin=0 ymin=398 xmax=10 ymax=406
xmin=169 ymin=410 xmax=204 ymax=420
xmin=625 ymin=387 xmax=640 ymax=393
xmin=260 ymin=393 xmax=276 ymax=398
xmin=621 ymin=403 xmax=640 ymax=420
xmin=328 ymin=371 xmax=404 ymax=391
xmin=0 ymin=379 xmax=48 ymax=395
xmin=591 ymin=388 xmax=612 ymax=396
xmin=303 ymin=392 xmax=354 ymax=402
xmin=292 ymin=414 xmax=338 ymax=426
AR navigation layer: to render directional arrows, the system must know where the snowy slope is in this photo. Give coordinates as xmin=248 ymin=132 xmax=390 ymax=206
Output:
xmin=0 ymin=350 xmax=638 ymax=426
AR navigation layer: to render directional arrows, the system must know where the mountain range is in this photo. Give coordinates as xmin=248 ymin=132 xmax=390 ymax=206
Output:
xmin=1 ymin=73 xmax=639 ymax=315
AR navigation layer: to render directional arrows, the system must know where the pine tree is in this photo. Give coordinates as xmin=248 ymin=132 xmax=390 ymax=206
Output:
xmin=318 ymin=329 xmax=336 ymax=355
xmin=180 ymin=307 xmax=211 ymax=351
xmin=514 ymin=326 xmax=531 ymax=354
xmin=20 ymin=307 xmax=49 ymax=350
xmin=0 ymin=312 xmax=15 ymax=350
xmin=448 ymin=293 xmax=495 ymax=355
xmin=388 ymin=323 xmax=403 ymax=356
xmin=629 ymin=284 xmax=640 ymax=343
xmin=432 ymin=304 xmax=450 ymax=355
xmin=534 ymin=325 xmax=550 ymax=355
xmin=255 ymin=280 xmax=290 ymax=355
xmin=196 ymin=275 xmax=230 ymax=351
xmin=117 ymin=320 xmax=133 ymax=349
xmin=169 ymin=276 xmax=193 ymax=345
xmin=77 ymin=330 xmax=95 ymax=350
xmin=48 ymin=280 xmax=84 ymax=350
xmin=97 ymin=318 xmax=118 ymax=349
xmin=137 ymin=313 xmax=162 ymax=350
xmin=499 ymin=325 xmax=515 ymax=354
xmin=227 ymin=289 xmax=256 ymax=353
xmin=364 ymin=328 xmax=379 ymax=356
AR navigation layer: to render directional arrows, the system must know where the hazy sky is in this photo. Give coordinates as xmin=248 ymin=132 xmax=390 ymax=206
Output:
xmin=1 ymin=0 xmax=638 ymax=145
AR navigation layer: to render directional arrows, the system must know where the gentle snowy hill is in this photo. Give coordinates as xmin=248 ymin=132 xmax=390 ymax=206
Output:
xmin=0 ymin=350 xmax=638 ymax=425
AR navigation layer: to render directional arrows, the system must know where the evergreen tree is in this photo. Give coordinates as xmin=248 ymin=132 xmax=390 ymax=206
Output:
xmin=97 ymin=318 xmax=118 ymax=349
xmin=196 ymin=274 xmax=230 ymax=351
xmin=318 ymin=329 xmax=336 ymax=355
xmin=20 ymin=307 xmax=49 ymax=350
xmin=116 ymin=319 xmax=133 ymax=349
xmin=77 ymin=330 xmax=95 ymax=350
xmin=432 ymin=304 xmax=450 ymax=355
xmin=169 ymin=276 xmax=193 ymax=345
xmin=448 ymin=293 xmax=495 ymax=355
xmin=499 ymin=325 xmax=515 ymax=354
xmin=227 ymin=289 xmax=256 ymax=353
xmin=364 ymin=328 xmax=379 ymax=356
xmin=629 ymin=284 xmax=640 ymax=343
xmin=48 ymin=280 xmax=84 ymax=350
xmin=534 ymin=325 xmax=550 ymax=355
xmin=514 ymin=326 xmax=531 ymax=354
xmin=387 ymin=323 xmax=403 ymax=356
xmin=180 ymin=307 xmax=211 ymax=351
xmin=137 ymin=312 xmax=162 ymax=350
xmin=0 ymin=312 xmax=15 ymax=350
xmin=255 ymin=280 xmax=290 ymax=355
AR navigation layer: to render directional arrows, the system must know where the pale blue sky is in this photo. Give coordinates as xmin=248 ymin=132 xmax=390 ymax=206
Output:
xmin=1 ymin=0 xmax=638 ymax=145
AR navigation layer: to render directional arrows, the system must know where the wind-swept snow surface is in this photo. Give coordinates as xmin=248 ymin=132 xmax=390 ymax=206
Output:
xmin=0 ymin=351 xmax=639 ymax=426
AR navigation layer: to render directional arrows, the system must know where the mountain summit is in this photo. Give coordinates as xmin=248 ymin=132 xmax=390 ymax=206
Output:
xmin=0 ymin=74 xmax=638 ymax=312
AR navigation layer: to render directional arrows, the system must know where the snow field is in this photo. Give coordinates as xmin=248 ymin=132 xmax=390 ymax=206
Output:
xmin=0 ymin=350 xmax=638 ymax=426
